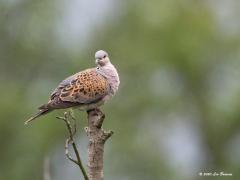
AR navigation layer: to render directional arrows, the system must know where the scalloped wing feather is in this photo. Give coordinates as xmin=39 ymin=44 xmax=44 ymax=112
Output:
xmin=48 ymin=68 xmax=109 ymax=109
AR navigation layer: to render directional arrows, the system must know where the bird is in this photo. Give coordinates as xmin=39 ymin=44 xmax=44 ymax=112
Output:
xmin=25 ymin=50 xmax=120 ymax=125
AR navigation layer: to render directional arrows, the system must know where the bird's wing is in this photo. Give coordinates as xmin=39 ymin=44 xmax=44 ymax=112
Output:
xmin=49 ymin=68 xmax=109 ymax=108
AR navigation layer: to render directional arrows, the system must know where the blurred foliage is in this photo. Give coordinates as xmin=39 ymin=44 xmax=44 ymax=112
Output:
xmin=0 ymin=0 xmax=240 ymax=180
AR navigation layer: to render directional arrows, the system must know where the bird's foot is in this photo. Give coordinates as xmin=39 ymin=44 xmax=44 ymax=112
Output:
xmin=87 ymin=108 xmax=103 ymax=116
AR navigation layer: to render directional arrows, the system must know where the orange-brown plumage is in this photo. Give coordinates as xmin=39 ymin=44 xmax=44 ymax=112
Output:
xmin=48 ymin=68 xmax=109 ymax=109
xmin=25 ymin=50 xmax=120 ymax=125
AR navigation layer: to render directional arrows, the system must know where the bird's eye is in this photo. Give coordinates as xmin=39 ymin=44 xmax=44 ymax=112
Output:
xmin=103 ymin=55 xmax=106 ymax=58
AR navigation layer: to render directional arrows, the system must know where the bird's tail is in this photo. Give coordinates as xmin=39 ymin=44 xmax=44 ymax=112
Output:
xmin=24 ymin=105 xmax=52 ymax=125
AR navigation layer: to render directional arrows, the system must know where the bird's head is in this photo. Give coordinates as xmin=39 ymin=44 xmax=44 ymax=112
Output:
xmin=95 ymin=50 xmax=110 ymax=67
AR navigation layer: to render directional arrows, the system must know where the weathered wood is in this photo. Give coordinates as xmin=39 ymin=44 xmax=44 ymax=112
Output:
xmin=85 ymin=109 xmax=113 ymax=180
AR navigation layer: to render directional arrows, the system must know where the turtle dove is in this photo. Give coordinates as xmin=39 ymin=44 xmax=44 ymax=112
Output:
xmin=25 ymin=50 xmax=120 ymax=125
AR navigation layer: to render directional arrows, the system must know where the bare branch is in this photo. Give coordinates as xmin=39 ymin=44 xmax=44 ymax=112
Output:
xmin=65 ymin=138 xmax=79 ymax=165
xmin=86 ymin=109 xmax=113 ymax=180
xmin=56 ymin=109 xmax=113 ymax=180
xmin=56 ymin=112 xmax=89 ymax=180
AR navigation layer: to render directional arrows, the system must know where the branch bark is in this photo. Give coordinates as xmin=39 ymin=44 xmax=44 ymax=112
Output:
xmin=57 ymin=109 xmax=113 ymax=180
xmin=85 ymin=109 xmax=113 ymax=180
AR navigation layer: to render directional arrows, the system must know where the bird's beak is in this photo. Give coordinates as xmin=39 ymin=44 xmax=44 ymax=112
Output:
xmin=96 ymin=58 xmax=103 ymax=64
xmin=95 ymin=59 xmax=99 ymax=64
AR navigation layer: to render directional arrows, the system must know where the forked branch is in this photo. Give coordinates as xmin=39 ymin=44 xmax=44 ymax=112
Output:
xmin=57 ymin=109 xmax=113 ymax=180
xmin=56 ymin=112 xmax=89 ymax=180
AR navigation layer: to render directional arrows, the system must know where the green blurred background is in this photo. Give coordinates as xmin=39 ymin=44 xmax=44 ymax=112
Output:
xmin=1 ymin=0 xmax=240 ymax=179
